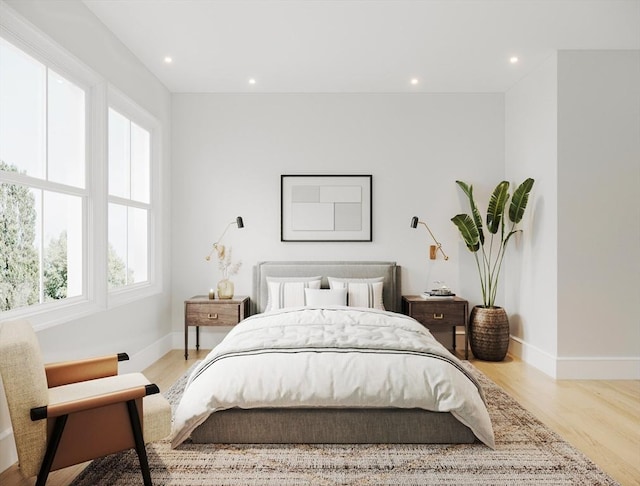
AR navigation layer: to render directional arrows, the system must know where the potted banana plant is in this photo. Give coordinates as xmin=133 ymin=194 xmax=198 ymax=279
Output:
xmin=451 ymin=178 xmax=535 ymax=361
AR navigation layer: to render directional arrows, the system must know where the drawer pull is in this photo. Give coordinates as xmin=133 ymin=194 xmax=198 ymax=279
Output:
xmin=433 ymin=313 xmax=444 ymax=320
xmin=207 ymin=313 xmax=218 ymax=320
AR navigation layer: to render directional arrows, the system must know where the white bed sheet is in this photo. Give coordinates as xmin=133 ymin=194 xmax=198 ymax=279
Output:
xmin=171 ymin=306 xmax=495 ymax=448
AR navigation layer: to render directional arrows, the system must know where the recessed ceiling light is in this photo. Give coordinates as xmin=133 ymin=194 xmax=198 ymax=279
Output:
xmin=164 ymin=56 xmax=173 ymax=64
xmin=410 ymin=78 xmax=419 ymax=85
xmin=248 ymin=78 xmax=256 ymax=85
xmin=509 ymin=56 xmax=519 ymax=64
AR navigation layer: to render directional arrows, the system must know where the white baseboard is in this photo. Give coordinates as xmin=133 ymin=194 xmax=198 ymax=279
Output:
xmin=555 ymin=356 xmax=640 ymax=380
xmin=509 ymin=335 xmax=640 ymax=379
xmin=119 ymin=332 xmax=174 ymax=374
xmin=508 ymin=336 xmax=558 ymax=377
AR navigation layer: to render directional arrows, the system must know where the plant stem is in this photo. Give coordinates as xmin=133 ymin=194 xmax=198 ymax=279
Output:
xmin=473 ymin=251 xmax=486 ymax=305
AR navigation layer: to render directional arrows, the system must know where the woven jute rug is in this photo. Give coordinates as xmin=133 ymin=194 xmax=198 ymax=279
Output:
xmin=71 ymin=362 xmax=618 ymax=485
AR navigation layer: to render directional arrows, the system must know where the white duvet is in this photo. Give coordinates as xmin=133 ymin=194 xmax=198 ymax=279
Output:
xmin=171 ymin=306 xmax=495 ymax=448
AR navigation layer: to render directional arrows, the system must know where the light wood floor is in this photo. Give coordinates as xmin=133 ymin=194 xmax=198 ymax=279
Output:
xmin=1 ymin=350 xmax=638 ymax=486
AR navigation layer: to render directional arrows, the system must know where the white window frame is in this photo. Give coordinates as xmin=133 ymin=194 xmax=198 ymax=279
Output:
xmin=0 ymin=3 xmax=162 ymax=329
xmin=107 ymin=86 xmax=162 ymax=308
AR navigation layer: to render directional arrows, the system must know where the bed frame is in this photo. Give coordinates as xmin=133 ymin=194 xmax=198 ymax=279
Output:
xmin=189 ymin=261 xmax=476 ymax=445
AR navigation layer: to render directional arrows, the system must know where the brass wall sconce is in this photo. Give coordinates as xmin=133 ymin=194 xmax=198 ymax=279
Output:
xmin=410 ymin=216 xmax=449 ymax=260
xmin=205 ymin=216 xmax=245 ymax=261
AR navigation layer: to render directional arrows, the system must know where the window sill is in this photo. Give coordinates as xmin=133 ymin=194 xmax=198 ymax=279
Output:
xmin=1 ymin=281 xmax=162 ymax=331
xmin=1 ymin=298 xmax=104 ymax=331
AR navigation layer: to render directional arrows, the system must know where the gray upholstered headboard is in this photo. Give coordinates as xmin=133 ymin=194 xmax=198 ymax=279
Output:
xmin=253 ymin=261 xmax=400 ymax=314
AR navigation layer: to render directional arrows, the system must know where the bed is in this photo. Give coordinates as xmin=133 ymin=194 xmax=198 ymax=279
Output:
xmin=171 ymin=261 xmax=494 ymax=448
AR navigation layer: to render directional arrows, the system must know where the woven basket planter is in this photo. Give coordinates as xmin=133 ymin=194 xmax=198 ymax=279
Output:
xmin=470 ymin=306 xmax=510 ymax=361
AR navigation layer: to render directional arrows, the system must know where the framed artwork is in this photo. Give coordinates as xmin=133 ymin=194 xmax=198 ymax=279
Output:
xmin=281 ymin=174 xmax=372 ymax=242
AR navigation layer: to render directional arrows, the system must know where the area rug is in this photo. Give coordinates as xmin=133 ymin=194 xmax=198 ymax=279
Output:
xmin=71 ymin=362 xmax=618 ymax=485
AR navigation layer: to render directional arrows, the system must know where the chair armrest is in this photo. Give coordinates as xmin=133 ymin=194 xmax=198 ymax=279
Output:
xmin=30 ymin=383 xmax=159 ymax=421
xmin=45 ymin=353 xmax=129 ymax=387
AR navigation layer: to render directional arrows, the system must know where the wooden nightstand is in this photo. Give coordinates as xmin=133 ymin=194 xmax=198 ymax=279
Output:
xmin=402 ymin=295 xmax=469 ymax=359
xmin=184 ymin=295 xmax=249 ymax=359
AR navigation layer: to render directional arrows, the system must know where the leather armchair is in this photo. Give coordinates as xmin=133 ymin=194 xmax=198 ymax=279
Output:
xmin=0 ymin=319 xmax=171 ymax=486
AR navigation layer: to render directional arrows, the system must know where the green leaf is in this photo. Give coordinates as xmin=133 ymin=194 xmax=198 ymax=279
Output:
xmin=451 ymin=214 xmax=480 ymax=252
xmin=455 ymin=180 xmax=473 ymax=200
xmin=455 ymin=180 xmax=484 ymax=245
xmin=509 ymin=178 xmax=535 ymax=223
xmin=503 ymin=229 xmax=521 ymax=247
xmin=486 ymin=181 xmax=510 ymax=234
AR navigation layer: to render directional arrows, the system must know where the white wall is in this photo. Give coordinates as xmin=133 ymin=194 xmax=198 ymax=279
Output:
xmin=505 ymin=50 xmax=640 ymax=379
xmin=0 ymin=0 xmax=172 ymax=473
xmin=556 ymin=50 xmax=640 ymax=378
xmin=505 ymin=54 xmax=559 ymax=376
xmin=171 ymin=93 xmax=505 ymax=343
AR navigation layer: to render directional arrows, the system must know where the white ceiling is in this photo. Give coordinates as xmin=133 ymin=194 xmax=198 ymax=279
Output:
xmin=83 ymin=0 xmax=640 ymax=94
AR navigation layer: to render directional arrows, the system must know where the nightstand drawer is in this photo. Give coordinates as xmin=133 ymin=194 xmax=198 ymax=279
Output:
xmin=410 ymin=303 xmax=465 ymax=327
xmin=186 ymin=303 xmax=241 ymax=326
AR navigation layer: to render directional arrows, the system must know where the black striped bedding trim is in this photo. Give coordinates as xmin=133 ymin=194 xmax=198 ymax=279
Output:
xmin=190 ymin=345 xmax=483 ymax=397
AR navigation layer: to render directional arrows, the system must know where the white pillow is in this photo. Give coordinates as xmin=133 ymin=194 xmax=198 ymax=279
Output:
xmin=304 ymin=288 xmax=348 ymax=307
xmin=265 ymin=276 xmax=322 ymax=312
xmin=327 ymin=277 xmax=385 ymax=310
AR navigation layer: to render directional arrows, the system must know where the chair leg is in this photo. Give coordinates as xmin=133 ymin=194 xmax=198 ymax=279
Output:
xmin=36 ymin=415 xmax=68 ymax=486
xmin=126 ymin=400 xmax=152 ymax=486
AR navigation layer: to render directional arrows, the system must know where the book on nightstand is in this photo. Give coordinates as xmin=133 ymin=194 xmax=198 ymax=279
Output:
xmin=420 ymin=291 xmax=456 ymax=300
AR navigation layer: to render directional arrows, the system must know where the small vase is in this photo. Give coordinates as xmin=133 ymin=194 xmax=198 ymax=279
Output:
xmin=470 ymin=306 xmax=510 ymax=361
xmin=217 ymin=279 xmax=234 ymax=299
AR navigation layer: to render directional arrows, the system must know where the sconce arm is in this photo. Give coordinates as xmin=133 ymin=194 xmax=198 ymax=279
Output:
xmin=417 ymin=221 xmax=449 ymax=261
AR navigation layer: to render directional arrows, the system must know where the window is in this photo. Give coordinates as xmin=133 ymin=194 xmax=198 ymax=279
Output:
xmin=0 ymin=37 xmax=86 ymax=312
xmin=106 ymin=86 xmax=161 ymax=308
xmin=0 ymin=8 xmax=162 ymax=327
xmin=108 ymin=107 xmax=150 ymax=289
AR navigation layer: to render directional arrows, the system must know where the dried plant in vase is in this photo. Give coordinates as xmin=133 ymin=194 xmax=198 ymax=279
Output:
xmin=212 ymin=245 xmax=241 ymax=299
xmin=204 ymin=216 xmax=245 ymax=299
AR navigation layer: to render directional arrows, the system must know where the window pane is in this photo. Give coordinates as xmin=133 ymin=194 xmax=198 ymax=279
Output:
xmin=107 ymin=204 xmax=148 ymax=288
xmin=108 ymin=203 xmax=128 ymax=288
xmin=48 ymin=69 xmax=85 ymax=188
xmin=0 ymin=177 xmax=40 ymax=311
xmin=42 ymin=192 xmax=83 ymax=301
xmin=108 ymin=108 xmax=130 ymax=198
xmin=127 ymin=207 xmax=148 ymax=283
xmin=130 ymin=122 xmax=150 ymax=203
xmin=0 ymin=38 xmax=45 ymax=179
